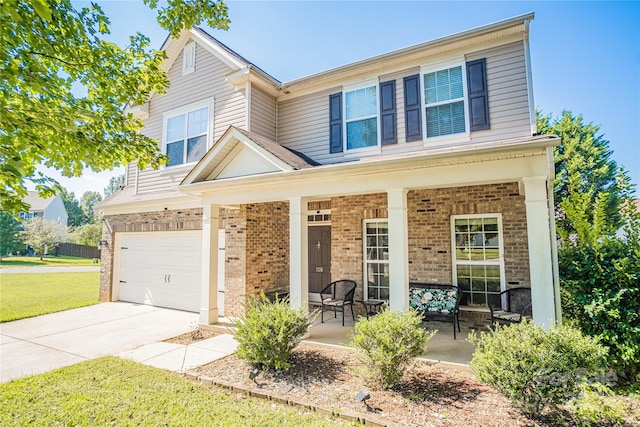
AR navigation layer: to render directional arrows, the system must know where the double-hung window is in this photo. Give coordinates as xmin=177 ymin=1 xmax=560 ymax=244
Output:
xmin=451 ymin=214 xmax=504 ymax=307
xmin=164 ymin=102 xmax=211 ymax=167
xmin=345 ymin=84 xmax=378 ymax=150
xmin=363 ymin=220 xmax=389 ymax=300
xmin=423 ymin=65 xmax=466 ymax=138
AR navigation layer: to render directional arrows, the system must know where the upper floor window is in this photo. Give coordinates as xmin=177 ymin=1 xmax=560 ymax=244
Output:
xmin=163 ymin=101 xmax=212 ymax=167
xmin=345 ymin=85 xmax=378 ymax=150
xmin=423 ymin=65 xmax=466 ymax=138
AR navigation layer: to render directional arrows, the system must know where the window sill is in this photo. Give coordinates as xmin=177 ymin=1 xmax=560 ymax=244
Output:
xmin=159 ymin=163 xmax=196 ymax=175
xmin=423 ymin=132 xmax=470 ymax=148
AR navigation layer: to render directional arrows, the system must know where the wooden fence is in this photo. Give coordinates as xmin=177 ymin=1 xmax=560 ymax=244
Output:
xmin=55 ymin=242 xmax=100 ymax=259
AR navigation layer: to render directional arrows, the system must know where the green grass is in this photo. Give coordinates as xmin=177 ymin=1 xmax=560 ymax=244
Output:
xmin=0 ymin=272 xmax=99 ymax=322
xmin=0 ymin=255 xmax=99 ymax=268
xmin=0 ymin=357 xmax=357 ymax=426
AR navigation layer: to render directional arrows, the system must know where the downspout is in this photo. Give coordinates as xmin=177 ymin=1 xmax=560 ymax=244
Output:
xmin=524 ymin=19 xmax=537 ymax=136
xmin=547 ymin=146 xmax=562 ymax=323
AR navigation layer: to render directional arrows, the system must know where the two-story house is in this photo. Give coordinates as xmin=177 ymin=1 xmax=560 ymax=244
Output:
xmin=20 ymin=191 xmax=68 ymax=227
xmin=96 ymin=13 xmax=561 ymax=328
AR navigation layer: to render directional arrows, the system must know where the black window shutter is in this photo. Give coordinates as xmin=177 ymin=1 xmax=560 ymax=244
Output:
xmin=329 ymin=92 xmax=343 ymax=153
xmin=466 ymin=58 xmax=490 ymax=132
xmin=379 ymin=80 xmax=397 ymax=145
xmin=403 ymin=74 xmax=422 ymax=142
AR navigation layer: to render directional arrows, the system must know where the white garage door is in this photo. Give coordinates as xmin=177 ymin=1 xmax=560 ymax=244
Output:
xmin=117 ymin=231 xmax=202 ymax=312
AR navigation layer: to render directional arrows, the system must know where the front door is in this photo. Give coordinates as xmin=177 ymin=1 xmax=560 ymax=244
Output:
xmin=308 ymin=225 xmax=331 ymax=301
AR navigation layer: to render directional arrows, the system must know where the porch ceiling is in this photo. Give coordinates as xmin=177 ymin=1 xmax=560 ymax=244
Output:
xmin=179 ymin=134 xmax=559 ymax=205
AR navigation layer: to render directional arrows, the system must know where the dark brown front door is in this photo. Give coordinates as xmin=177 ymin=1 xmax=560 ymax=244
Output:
xmin=308 ymin=225 xmax=331 ymax=294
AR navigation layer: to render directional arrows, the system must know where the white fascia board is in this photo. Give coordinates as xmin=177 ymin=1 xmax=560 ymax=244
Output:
xmin=191 ymin=29 xmax=246 ymax=70
xmin=180 ymin=137 xmax=557 ymax=204
xmin=98 ymin=194 xmax=203 ymax=216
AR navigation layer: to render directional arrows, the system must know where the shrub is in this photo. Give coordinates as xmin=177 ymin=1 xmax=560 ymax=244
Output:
xmin=349 ymin=309 xmax=435 ymax=390
xmin=564 ymin=383 xmax=629 ymax=426
xmin=469 ymin=320 xmax=608 ymax=415
xmin=232 ymin=293 xmax=311 ymax=371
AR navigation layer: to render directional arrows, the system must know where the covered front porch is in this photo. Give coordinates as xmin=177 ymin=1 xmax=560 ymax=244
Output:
xmin=181 ymin=129 xmax=561 ymax=333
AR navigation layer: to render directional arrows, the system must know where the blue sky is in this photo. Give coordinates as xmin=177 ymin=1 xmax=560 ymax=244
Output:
xmin=53 ymin=1 xmax=639 ymax=197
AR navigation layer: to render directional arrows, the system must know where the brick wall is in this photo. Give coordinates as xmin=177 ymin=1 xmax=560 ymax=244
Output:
xmin=100 ymin=208 xmax=204 ymax=302
xmin=330 ymin=193 xmax=388 ymax=306
xmin=407 ymin=182 xmax=530 ymax=289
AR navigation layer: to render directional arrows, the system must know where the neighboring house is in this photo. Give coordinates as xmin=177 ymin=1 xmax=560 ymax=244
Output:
xmin=20 ymin=191 xmax=68 ymax=227
xmin=97 ymin=13 xmax=561 ymax=328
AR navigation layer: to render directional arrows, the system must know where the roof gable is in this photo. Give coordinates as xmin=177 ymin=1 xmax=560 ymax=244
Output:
xmin=181 ymin=126 xmax=316 ymax=185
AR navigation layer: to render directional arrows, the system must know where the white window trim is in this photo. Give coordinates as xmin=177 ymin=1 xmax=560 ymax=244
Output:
xmin=182 ymin=42 xmax=196 ymax=75
xmin=161 ymin=98 xmax=214 ymax=170
xmin=450 ymin=213 xmax=506 ymax=308
xmin=343 ymin=79 xmax=381 ymax=154
xmin=363 ymin=218 xmax=389 ymax=301
xmin=420 ymin=59 xmax=471 ymax=147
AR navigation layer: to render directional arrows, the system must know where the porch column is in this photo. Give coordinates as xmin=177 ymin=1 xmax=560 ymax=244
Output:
xmin=523 ymin=177 xmax=557 ymax=328
xmin=200 ymin=204 xmax=219 ymax=325
xmin=289 ymin=196 xmax=309 ymax=309
xmin=387 ymin=188 xmax=409 ymax=311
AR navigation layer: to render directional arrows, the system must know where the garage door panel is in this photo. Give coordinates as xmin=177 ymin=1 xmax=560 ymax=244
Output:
xmin=117 ymin=231 xmax=202 ymax=312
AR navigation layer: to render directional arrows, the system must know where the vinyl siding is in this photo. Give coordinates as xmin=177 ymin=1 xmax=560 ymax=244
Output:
xmin=250 ymin=86 xmax=277 ymax=140
xmin=277 ymin=87 xmax=340 ymax=165
xmin=278 ymin=41 xmax=531 ymax=164
xmin=136 ymin=38 xmax=246 ymax=194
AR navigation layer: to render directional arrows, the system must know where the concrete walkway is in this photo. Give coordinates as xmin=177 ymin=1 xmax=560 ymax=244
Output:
xmin=0 ymin=302 xmax=237 ymax=383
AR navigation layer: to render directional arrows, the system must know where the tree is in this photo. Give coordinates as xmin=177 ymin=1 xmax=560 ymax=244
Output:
xmin=538 ymin=109 xmax=639 ymax=385
xmin=0 ymin=0 xmax=230 ymax=214
xmin=537 ymin=110 xmax=634 ymax=241
xmin=81 ymin=191 xmax=103 ymax=224
xmin=59 ymin=187 xmax=85 ymax=228
xmin=104 ymin=174 xmax=125 ymax=197
xmin=22 ymin=217 xmax=66 ymax=260
xmin=0 ymin=212 xmax=24 ymax=260
xmin=67 ymin=223 xmax=102 ymax=247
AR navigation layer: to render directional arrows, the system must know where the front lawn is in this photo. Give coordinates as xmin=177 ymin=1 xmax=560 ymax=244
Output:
xmin=0 ymin=255 xmax=99 ymax=268
xmin=0 ymin=272 xmax=99 ymax=322
xmin=0 ymin=357 xmax=355 ymax=426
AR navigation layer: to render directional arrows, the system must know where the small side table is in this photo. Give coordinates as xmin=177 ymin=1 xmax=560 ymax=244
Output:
xmin=361 ymin=299 xmax=386 ymax=318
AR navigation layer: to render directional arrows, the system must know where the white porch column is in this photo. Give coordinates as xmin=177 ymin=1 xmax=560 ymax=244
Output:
xmin=289 ymin=196 xmax=309 ymax=309
xmin=523 ymin=177 xmax=557 ymax=328
xmin=200 ymin=204 xmax=219 ymax=325
xmin=387 ymin=188 xmax=409 ymax=311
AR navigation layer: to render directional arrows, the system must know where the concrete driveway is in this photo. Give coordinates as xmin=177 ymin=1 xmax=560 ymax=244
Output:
xmin=0 ymin=302 xmax=199 ymax=383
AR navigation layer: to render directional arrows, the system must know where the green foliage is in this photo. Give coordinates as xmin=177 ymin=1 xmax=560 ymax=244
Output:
xmin=67 ymin=223 xmax=102 ymax=246
xmin=103 ymin=174 xmax=125 ymax=197
xmin=0 ymin=357 xmax=351 ymax=426
xmin=469 ymin=320 xmax=608 ymax=415
xmin=0 ymin=272 xmax=99 ymax=321
xmin=559 ymin=201 xmax=640 ymax=385
xmin=0 ymin=212 xmax=24 ymax=257
xmin=21 ymin=217 xmax=66 ymax=259
xmin=0 ymin=0 xmax=229 ymax=214
xmin=59 ymin=187 xmax=85 ymax=227
xmin=537 ymin=110 xmax=634 ymax=241
xmin=565 ymin=383 xmax=629 ymax=426
xmin=349 ymin=309 xmax=435 ymax=390
xmin=233 ymin=294 xmax=311 ymax=371
xmin=80 ymin=191 xmax=102 ymax=224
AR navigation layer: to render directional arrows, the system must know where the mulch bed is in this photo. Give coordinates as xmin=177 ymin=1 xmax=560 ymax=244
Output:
xmin=193 ymin=341 xmax=540 ymax=426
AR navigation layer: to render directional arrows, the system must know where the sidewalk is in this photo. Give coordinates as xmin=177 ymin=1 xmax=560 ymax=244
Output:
xmin=0 ymin=266 xmax=101 ymax=274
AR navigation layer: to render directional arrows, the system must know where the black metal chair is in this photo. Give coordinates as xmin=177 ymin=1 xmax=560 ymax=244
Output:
xmin=320 ymin=280 xmax=357 ymax=326
xmin=488 ymin=287 xmax=532 ymax=326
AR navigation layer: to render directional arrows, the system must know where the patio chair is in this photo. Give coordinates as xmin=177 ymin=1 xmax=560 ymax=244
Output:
xmin=488 ymin=287 xmax=532 ymax=326
xmin=320 ymin=280 xmax=357 ymax=326
xmin=409 ymin=283 xmax=462 ymax=339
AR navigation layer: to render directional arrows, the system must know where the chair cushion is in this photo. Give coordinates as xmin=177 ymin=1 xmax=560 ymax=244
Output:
xmin=323 ymin=299 xmax=344 ymax=306
xmin=493 ymin=310 xmax=522 ymax=322
xmin=410 ymin=288 xmax=457 ymax=314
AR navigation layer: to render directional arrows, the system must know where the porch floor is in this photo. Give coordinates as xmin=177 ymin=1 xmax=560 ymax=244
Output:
xmin=305 ymin=313 xmax=479 ymax=367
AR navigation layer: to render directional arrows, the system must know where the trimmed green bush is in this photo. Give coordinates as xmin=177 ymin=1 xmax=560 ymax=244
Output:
xmin=349 ymin=309 xmax=435 ymax=390
xmin=469 ymin=320 xmax=608 ymax=415
xmin=232 ymin=293 xmax=311 ymax=371
xmin=565 ymin=383 xmax=629 ymax=426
